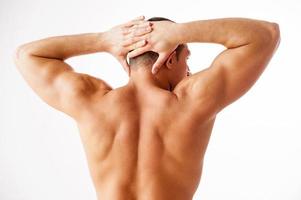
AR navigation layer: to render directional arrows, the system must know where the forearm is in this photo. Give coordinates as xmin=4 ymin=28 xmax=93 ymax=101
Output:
xmin=16 ymin=32 xmax=107 ymax=60
xmin=176 ymin=18 xmax=278 ymax=48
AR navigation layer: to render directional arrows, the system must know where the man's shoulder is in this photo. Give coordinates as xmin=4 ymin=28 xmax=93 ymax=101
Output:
xmin=82 ymin=74 xmax=113 ymax=93
xmin=172 ymin=68 xmax=224 ymax=119
xmin=172 ymin=74 xmax=196 ymax=100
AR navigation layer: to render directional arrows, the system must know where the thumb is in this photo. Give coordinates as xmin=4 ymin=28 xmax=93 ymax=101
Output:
xmin=152 ymin=53 xmax=169 ymax=74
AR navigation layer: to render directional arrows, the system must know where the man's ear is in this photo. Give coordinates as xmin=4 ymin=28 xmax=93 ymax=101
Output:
xmin=165 ymin=51 xmax=177 ymax=69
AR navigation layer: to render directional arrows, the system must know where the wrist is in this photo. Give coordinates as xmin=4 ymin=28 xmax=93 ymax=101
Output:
xmin=174 ymin=23 xmax=188 ymax=44
xmin=97 ymin=32 xmax=111 ymax=53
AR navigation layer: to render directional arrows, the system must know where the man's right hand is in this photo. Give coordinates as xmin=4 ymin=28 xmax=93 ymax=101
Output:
xmin=128 ymin=20 xmax=180 ymax=74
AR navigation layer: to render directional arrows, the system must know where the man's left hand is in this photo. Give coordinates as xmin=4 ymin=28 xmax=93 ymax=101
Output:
xmin=103 ymin=16 xmax=153 ymax=75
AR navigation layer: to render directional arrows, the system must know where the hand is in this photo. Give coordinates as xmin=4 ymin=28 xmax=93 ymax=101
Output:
xmin=103 ymin=16 xmax=153 ymax=75
xmin=127 ymin=20 xmax=179 ymax=74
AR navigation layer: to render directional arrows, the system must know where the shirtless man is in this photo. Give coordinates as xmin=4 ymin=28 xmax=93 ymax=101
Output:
xmin=14 ymin=16 xmax=280 ymax=200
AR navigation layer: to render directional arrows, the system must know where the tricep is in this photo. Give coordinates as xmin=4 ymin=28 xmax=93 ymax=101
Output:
xmin=14 ymin=50 xmax=98 ymax=119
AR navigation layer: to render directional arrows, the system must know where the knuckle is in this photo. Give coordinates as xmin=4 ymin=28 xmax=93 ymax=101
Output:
xmin=140 ymin=40 xmax=146 ymax=45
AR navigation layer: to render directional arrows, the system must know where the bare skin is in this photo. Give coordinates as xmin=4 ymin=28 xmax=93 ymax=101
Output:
xmin=77 ymin=77 xmax=215 ymax=200
xmin=14 ymin=17 xmax=280 ymax=200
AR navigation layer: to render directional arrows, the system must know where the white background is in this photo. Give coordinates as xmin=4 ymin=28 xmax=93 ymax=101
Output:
xmin=1 ymin=0 xmax=300 ymax=199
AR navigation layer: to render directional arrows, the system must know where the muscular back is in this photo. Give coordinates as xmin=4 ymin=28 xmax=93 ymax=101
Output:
xmin=14 ymin=17 xmax=280 ymax=200
xmin=75 ymin=84 xmax=216 ymax=200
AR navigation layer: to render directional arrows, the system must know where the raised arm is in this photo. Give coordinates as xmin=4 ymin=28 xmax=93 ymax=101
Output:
xmin=129 ymin=18 xmax=280 ymax=116
xmin=175 ymin=18 xmax=280 ymax=111
xmin=14 ymin=16 xmax=152 ymax=119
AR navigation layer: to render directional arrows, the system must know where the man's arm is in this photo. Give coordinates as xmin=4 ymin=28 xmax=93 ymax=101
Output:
xmin=175 ymin=18 xmax=280 ymax=113
xmin=14 ymin=16 xmax=152 ymax=119
xmin=129 ymin=18 xmax=280 ymax=117
xmin=14 ymin=33 xmax=111 ymax=120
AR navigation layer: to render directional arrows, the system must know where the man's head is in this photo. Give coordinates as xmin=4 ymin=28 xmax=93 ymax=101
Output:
xmin=128 ymin=17 xmax=191 ymax=87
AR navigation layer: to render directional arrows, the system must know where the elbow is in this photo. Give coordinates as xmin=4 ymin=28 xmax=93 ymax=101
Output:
xmin=14 ymin=46 xmax=22 ymax=63
xmin=256 ymin=22 xmax=280 ymax=51
xmin=266 ymin=22 xmax=281 ymax=48
xmin=270 ymin=22 xmax=280 ymax=42
xmin=13 ymin=44 xmax=32 ymax=67
xmin=13 ymin=46 xmax=23 ymax=68
xmin=14 ymin=44 xmax=29 ymax=61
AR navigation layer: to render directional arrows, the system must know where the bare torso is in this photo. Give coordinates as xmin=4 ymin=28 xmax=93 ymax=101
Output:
xmin=14 ymin=16 xmax=279 ymax=200
xmin=75 ymin=84 xmax=216 ymax=200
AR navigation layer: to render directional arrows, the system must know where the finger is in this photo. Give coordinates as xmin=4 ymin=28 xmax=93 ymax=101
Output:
xmin=123 ymin=22 xmax=151 ymax=35
xmin=127 ymin=40 xmax=147 ymax=51
xmin=122 ymin=21 xmax=152 ymax=36
xmin=127 ymin=45 xmax=151 ymax=58
xmin=152 ymin=53 xmax=169 ymax=74
xmin=132 ymin=26 xmax=152 ymax=37
xmin=127 ymin=15 xmax=145 ymax=24
xmin=135 ymin=21 xmax=152 ymax=28
xmin=124 ymin=16 xmax=145 ymax=27
xmin=121 ymin=32 xmax=149 ymax=47
xmin=121 ymin=30 xmax=152 ymax=43
xmin=122 ymin=37 xmax=139 ymax=46
xmin=133 ymin=15 xmax=145 ymax=21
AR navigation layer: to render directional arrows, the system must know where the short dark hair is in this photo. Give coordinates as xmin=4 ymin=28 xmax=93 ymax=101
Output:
xmin=128 ymin=17 xmax=185 ymax=68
